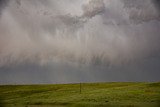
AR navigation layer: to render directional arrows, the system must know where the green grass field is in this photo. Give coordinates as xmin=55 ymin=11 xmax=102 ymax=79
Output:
xmin=0 ymin=82 xmax=160 ymax=107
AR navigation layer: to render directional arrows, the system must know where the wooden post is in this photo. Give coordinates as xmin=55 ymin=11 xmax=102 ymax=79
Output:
xmin=80 ymin=83 xmax=81 ymax=94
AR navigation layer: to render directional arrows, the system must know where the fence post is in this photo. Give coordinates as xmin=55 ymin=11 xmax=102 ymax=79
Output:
xmin=80 ymin=83 xmax=81 ymax=94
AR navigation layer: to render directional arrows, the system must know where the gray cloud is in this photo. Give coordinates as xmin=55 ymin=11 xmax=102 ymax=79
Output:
xmin=0 ymin=0 xmax=9 ymax=16
xmin=0 ymin=0 xmax=160 ymax=83
xmin=122 ymin=0 xmax=160 ymax=23
xmin=153 ymin=0 xmax=160 ymax=10
xmin=82 ymin=0 xmax=105 ymax=18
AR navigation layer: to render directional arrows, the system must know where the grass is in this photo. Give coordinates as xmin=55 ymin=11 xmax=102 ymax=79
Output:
xmin=0 ymin=82 xmax=160 ymax=107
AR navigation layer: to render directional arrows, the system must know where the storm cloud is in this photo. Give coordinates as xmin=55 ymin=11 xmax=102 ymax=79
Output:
xmin=0 ymin=0 xmax=160 ymax=84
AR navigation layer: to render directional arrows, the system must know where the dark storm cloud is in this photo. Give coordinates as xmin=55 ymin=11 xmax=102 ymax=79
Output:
xmin=122 ymin=0 xmax=160 ymax=23
xmin=0 ymin=0 xmax=160 ymax=66
xmin=0 ymin=0 xmax=9 ymax=16
xmin=153 ymin=0 xmax=160 ymax=10
xmin=0 ymin=0 xmax=160 ymax=84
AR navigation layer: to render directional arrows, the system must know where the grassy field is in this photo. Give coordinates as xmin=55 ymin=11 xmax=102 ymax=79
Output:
xmin=0 ymin=82 xmax=160 ymax=107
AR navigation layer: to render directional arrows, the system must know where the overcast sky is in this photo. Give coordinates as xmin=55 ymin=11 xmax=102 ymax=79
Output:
xmin=0 ymin=0 xmax=160 ymax=84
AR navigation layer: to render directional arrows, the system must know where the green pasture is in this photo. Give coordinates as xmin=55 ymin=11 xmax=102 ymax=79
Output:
xmin=0 ymin=82 xmax=160 ymax=107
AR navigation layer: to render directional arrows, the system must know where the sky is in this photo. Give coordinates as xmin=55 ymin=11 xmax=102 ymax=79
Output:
xmin=0 ymin=0 xmax=160 ymax=84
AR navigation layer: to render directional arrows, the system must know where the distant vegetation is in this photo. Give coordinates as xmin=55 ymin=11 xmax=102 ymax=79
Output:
xmin=0 ymin=82 xmax=160 ymax=107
